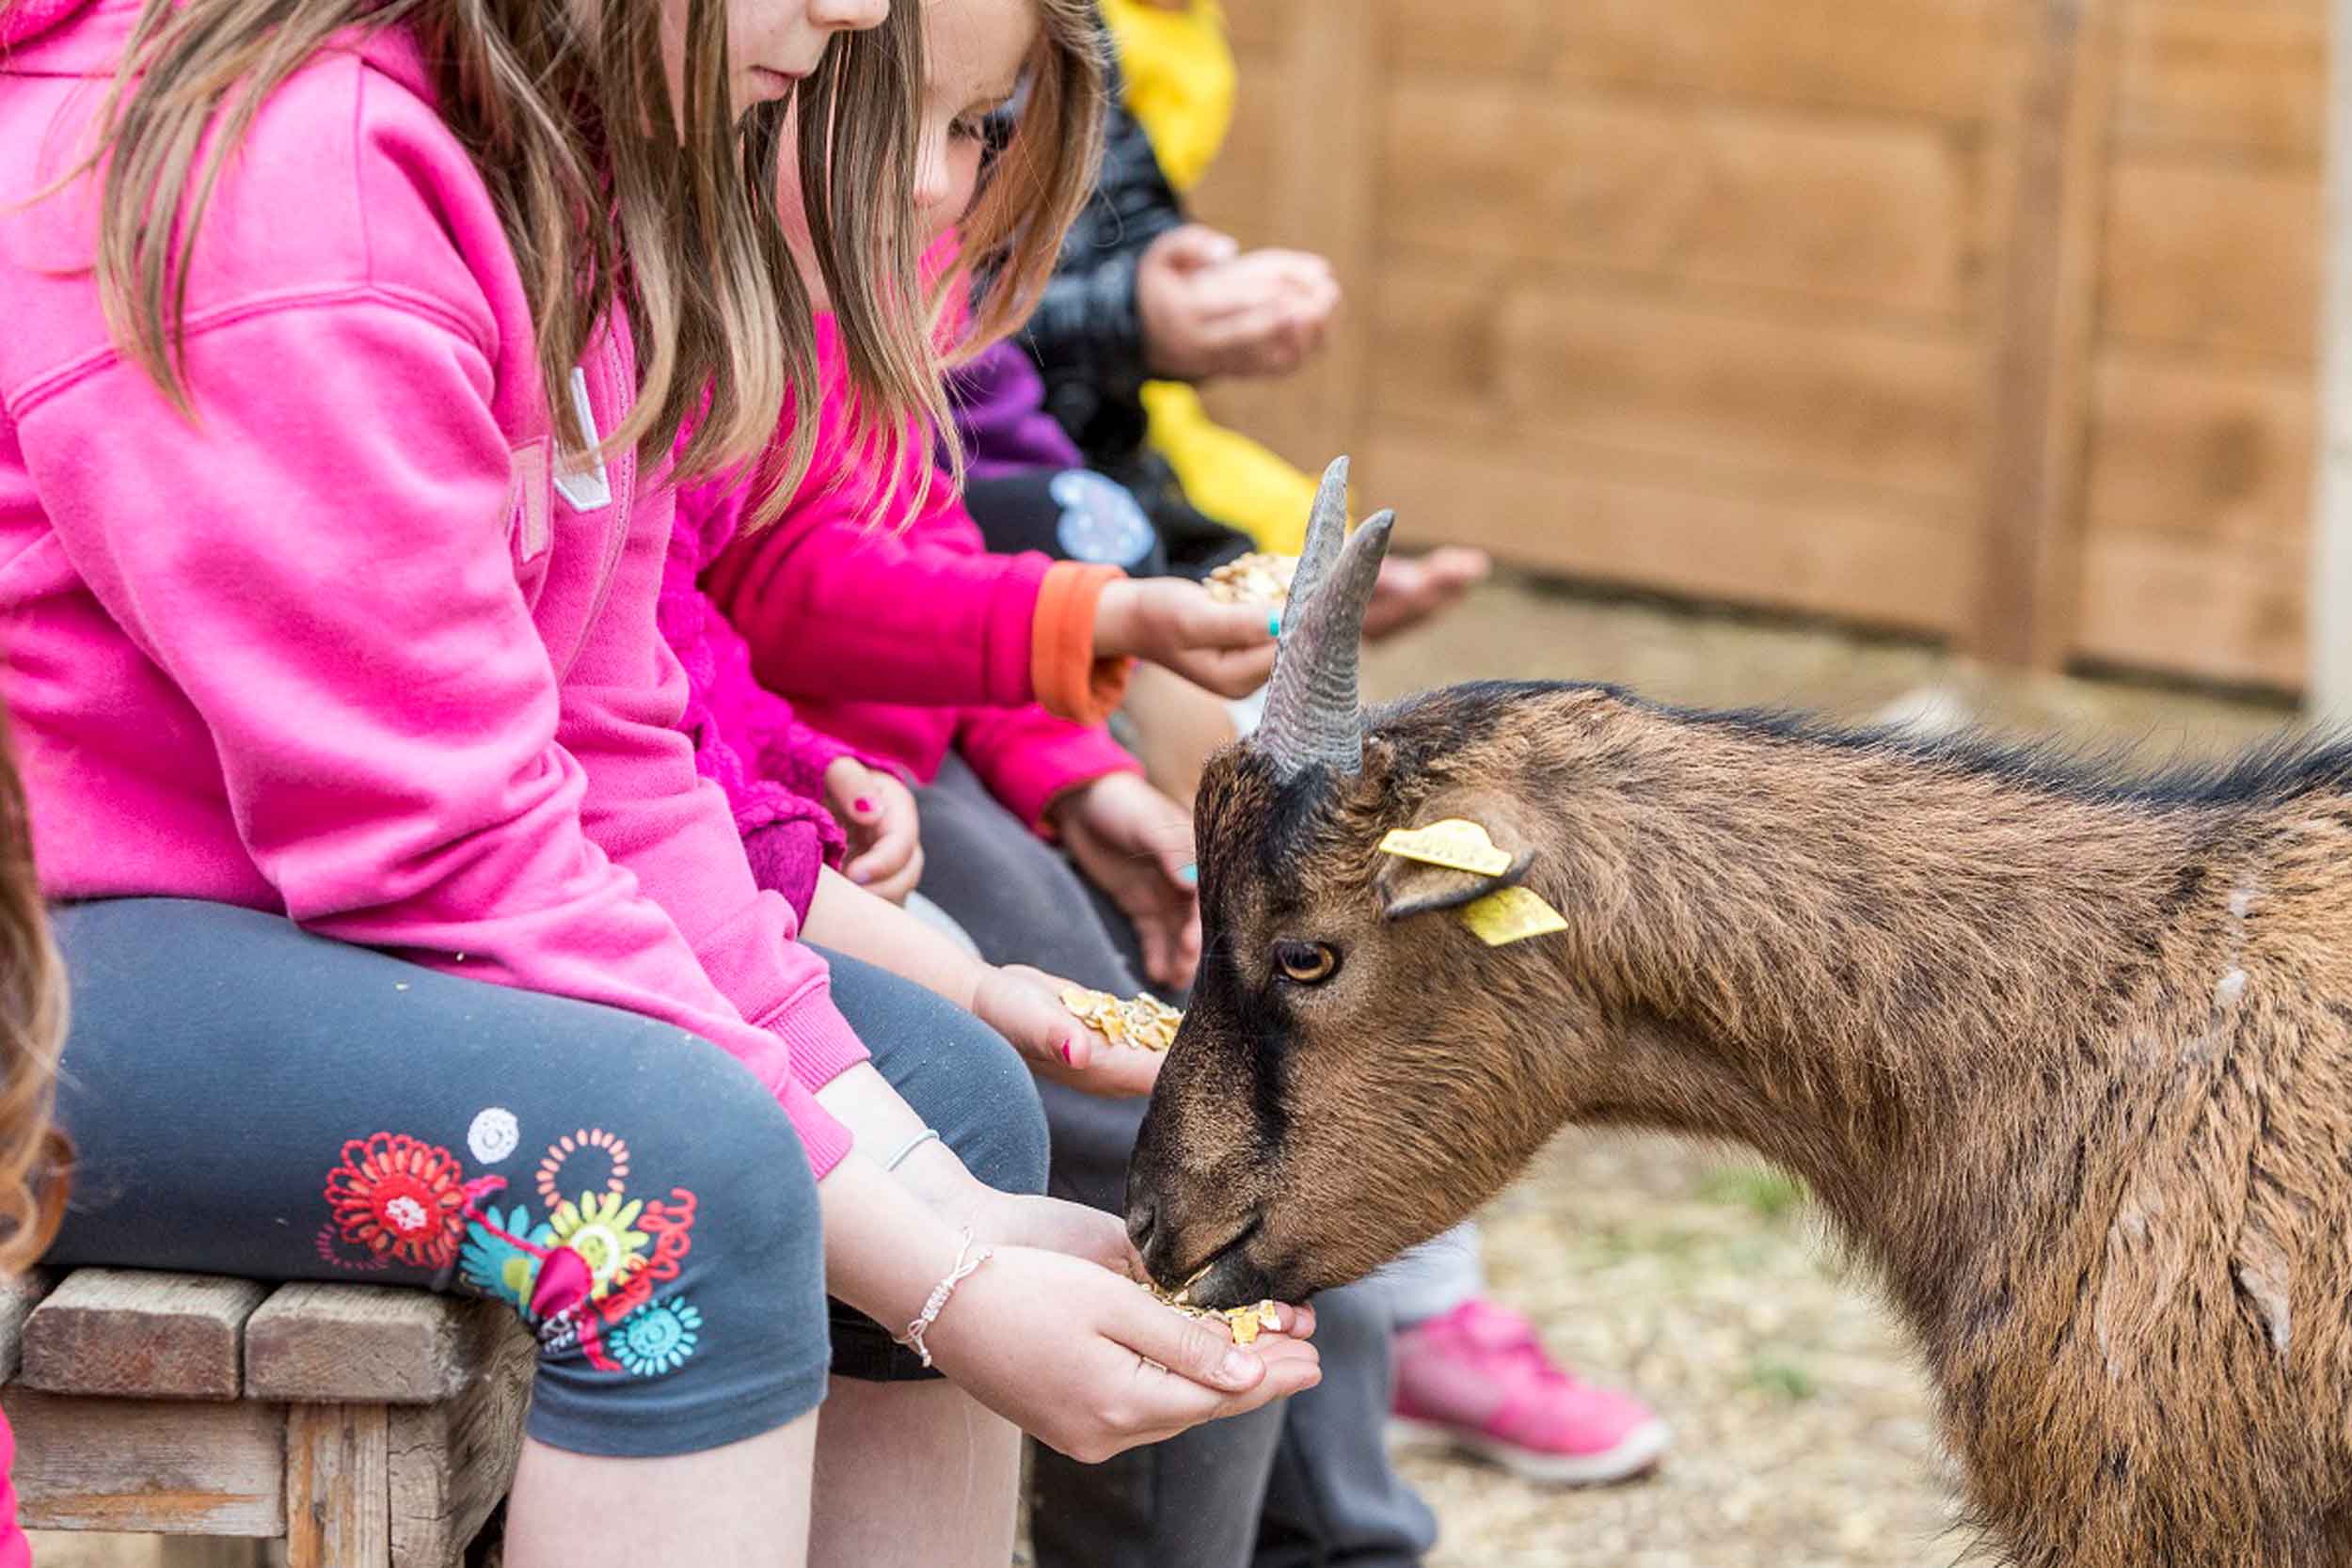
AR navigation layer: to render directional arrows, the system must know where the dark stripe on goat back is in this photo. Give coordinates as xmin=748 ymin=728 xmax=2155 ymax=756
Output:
xmin=1382 ymin=680 xmax=2352 ymax=813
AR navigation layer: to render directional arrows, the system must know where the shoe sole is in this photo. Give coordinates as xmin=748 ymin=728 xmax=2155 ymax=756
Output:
xmin=1385 ymin=1416 xmax=1673 ymax=1487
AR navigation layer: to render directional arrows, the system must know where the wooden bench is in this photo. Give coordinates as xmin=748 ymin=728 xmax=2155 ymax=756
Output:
xmin=2 ymin=1268 xmax=533 ymax=1567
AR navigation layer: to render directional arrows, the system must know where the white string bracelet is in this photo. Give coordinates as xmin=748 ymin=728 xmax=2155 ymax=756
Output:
xmin=882 ymin=1128 xmax=942 ymax=1173
xmin=900 ymin=1227 xmax=993 ymax=1370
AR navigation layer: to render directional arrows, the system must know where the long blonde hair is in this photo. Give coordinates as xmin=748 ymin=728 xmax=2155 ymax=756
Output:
xmin=0 ymin=720 xmax=66 ymax=1276
xmin=61 ymin=0 xmax=938 ymax=518
xmin=947 ymin=0 xmax=1106 ymax=362
xmin=813 ymin=0 xmax=1103 ymax=530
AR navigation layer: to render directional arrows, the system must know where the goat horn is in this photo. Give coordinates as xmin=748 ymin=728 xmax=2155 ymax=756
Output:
xmin=1284 ymin=456 xmax=1352 ymax=620
xmin=1256 ymin=508 xmax=1396 ymax=776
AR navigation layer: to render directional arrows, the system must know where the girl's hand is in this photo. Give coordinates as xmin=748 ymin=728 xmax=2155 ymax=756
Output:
xmin=890 ymin=1136 xmax=1139 ymax=1273
xmin=1051 ymin=774 xmax=1201 ymax=990
xmin=822 ymin=757 xmax=924 ymax=904
xmin=971 ymin=1189 xmax=1140 ymax=1275
xmin=924 ymin=1245 xmax=1322 ymax=1465
xmin=1094 ymin=578 xmax=1279 ymax=700
xmin=971 ymin=962 xmax=1165 ymax=1098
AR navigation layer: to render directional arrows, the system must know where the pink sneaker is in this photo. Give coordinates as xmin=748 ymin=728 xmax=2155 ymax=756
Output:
xmin=1390 ymin=1299 xmax=1671 ymax=1485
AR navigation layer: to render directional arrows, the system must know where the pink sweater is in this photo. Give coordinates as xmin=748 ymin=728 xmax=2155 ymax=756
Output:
xmin=660 ymin=505 xmax=908 ymax=917
xmin=689 ymin=318 xmax=1141 ymax=832
xmin=0 ymin=1402 xmax=22 ymax=1568
xmin=0 ymin=0 xmax=865 ymax=1174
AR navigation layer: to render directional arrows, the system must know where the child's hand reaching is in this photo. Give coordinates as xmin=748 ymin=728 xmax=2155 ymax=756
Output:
xmin=1137 ymin=224 xmax=1340 ymax=383
xmin=822 ymin=757 xmax=924 ymax=903
xmin=972 ymin=961 xmax=1166 ymax=1098
xmin=1095 ymin=578 xmax=1279 ymax=700
xmin=1050 ymin=772 xmax=1201 ymax=990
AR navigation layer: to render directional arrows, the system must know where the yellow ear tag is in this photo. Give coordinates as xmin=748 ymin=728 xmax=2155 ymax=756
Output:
xmin=1457 ymin=886 xmax=1568 ymax=947
xmin=1377 ymin=818 xmax=1515 ymax=878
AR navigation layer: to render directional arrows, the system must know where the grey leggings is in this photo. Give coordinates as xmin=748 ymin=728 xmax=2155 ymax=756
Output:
xmin=46 ymin=898 xmax=1047 ymax=1459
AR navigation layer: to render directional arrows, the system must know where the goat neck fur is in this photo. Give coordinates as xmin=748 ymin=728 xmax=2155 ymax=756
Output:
xmin=1132 ymin=678 xmax=2352 ymax=1568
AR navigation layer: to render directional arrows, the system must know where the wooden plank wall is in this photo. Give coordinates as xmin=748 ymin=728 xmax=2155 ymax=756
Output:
xmin=1190 ymin=0 xmax=2327 ymax=690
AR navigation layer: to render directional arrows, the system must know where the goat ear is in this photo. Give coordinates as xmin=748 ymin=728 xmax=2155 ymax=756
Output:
xmin=1378 ymin=847 xmax=1535 ymax=923
xmin=1374 ymin=789 xmax=1540 ymax=923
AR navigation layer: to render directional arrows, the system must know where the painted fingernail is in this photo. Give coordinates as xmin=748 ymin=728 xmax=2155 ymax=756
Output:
xmin=1058 ymin=1036 xmax=1076 ymax=1066
xmin=1267 ymin=612 xmax=1282 ymax=638
xmin=853 ymin=798 xmax=875 ymax=815
xmin=1179 ymin=863 xmax=1199 ymax=886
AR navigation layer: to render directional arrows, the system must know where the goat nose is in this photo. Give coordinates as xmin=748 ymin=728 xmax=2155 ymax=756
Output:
xmin=1126 ymin=1196 xmax=1160 ymax=1257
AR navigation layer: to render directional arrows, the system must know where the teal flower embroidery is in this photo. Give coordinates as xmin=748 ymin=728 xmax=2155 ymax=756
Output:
xmin=616 ymin=1296 xmax=703 ymax=1377
xmin=458 ymin=1204 xmax=555 ymax=1313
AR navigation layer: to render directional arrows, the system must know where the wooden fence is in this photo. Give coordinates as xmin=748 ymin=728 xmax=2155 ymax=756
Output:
xmin=1191 ymin=0 xmax=2326 ymax=691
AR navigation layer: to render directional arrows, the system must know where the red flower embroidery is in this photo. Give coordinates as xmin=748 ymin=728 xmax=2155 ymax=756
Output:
xmin=313 ymin=1221 xmax=392 ymax=1274
xmin=325 ymin=1132 xmax=469 ymax=1269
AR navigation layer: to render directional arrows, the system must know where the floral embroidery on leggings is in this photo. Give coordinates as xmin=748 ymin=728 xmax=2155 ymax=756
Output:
xmin=326 ymin=1118 xmax=704 ymax=1381
xmin=313 ymin=1220 xmax=394 ymax=1273
xmin=458 ymin=1203 xmax=557 ymax=1310
xmin=613 ymin=1295 xmax=702 ymax=1376
xmin=323 ymin=1132 xmax=470 ymax=1270
xmin=539 ymin=1187 xmax=701 ymax=1376
xmin=536 ymin=1127 xmax=630 ymax=1211
xmin=548 ymin=1190 xmax=651 ymax=1300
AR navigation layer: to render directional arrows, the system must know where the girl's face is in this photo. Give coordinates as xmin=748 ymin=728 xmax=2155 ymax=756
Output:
xmin=774 ymin=0 xmax=1038 ymax=306
xmin=662 ymin=0 xmax=891 ymax=120
xmin=909 ymin=0 xmax=1036 ymax=244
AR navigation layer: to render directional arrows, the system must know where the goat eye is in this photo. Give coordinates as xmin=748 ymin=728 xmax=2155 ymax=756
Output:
xmin=1274 ymin=942 xmax=1339 ymax=986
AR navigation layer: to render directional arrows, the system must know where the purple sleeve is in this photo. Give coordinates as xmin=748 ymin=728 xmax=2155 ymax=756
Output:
xmin=948 ymin=339 xmax=1085 ymax=481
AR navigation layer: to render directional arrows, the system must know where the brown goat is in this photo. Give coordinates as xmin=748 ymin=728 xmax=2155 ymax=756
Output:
xmin=1126 ymin=460 xmax=2352 ymax=1568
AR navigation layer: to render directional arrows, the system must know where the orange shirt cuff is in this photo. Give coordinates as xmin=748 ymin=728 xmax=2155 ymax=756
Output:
xmin=1031 ymin=562 xmax=1134 ymax=725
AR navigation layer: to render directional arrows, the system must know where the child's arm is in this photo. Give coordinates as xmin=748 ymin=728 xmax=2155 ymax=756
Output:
xmin=804 ymin=868 xmax=1164 ymax=1100
xmin=953 ymin=708 xmax=1205 ymax=990
xmin=701 ymin=471 xmax=1276 ymax=714
xmin=954 ymin=705 xmax=1146 ymax=838
xmin=696 ymin=464 xmax=1136 ymax=722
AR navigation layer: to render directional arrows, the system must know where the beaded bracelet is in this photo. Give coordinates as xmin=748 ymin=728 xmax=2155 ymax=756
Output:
xmin=900 ymin=1227 xmax=993 ymax=1370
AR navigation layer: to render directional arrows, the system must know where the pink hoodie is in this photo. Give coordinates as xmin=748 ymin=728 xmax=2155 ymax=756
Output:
xmin=0 ymin=1401 xmax=23 ymax=1568
xmin=0 ymin=0 xmax=865 ymax=1173
xmin=659 ymin=506 xmax=905 ymax=917
xmin=689 ymin=316 xmax=1142 ymax=832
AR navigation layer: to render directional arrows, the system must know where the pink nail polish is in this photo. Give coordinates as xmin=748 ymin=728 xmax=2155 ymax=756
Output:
xmin=853 ymin=798 xmax=875 ymax=815
xmin=1059 ymin=1037 xmax=1075 ymax=1066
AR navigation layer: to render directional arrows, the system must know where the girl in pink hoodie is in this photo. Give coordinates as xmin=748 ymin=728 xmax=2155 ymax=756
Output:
xmin=0 ymin=2 xmax=1320 ymax=1563
xmin=663 ymin=12 xmax=1404 ymax=1565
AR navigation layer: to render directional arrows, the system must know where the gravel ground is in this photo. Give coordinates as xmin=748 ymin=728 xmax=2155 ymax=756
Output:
xmin=1395 ymin=1132 xmax=1982 ymax=1568
xmin=31 ymin=577 xmax=2295 ymax=1568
